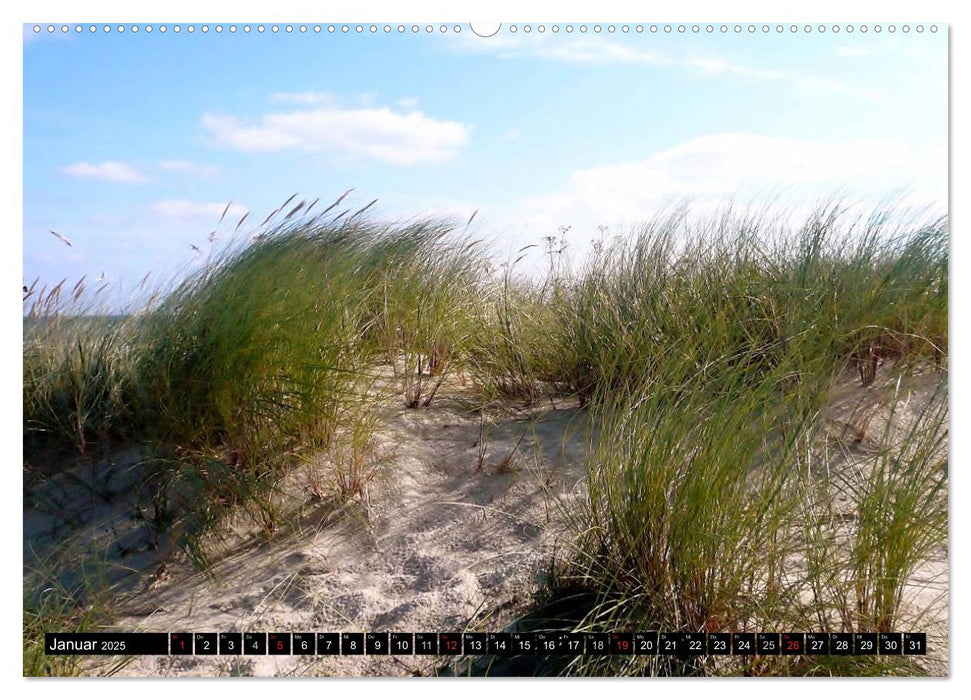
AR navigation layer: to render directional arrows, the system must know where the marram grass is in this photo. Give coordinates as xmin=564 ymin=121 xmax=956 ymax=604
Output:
xmin=23 ymin=200 xmax=947 ymax=676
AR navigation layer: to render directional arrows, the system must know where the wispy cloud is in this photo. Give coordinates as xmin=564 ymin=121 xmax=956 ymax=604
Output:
xmin=455 ymin=33 xmax=670 ymax=65
xmin=685 ymin=56 xmax=785 ymax=80
xmin=148 ymin=200 xmax=248 ymax=226
xmin=61 ymin=161 xmax=148 ymax=183
xmin=396 ymin=96 xmax=420 ymax=111
xmin=512 ymin=133 xmax=946 ymax=239
xmin=527 ymin=37 xmax=669 ymax=65
xmin=453 ymin=33 xmax=882 ymax=100
xmin=795 ymin=75 xmax=885 ymax=99
xmin=158 ymin=160 xmax=219 ymax=177
xmin=270 ymin=91 xmax=338 ymax=106
xmin=202 ymin=103 xmax=470 ymax=165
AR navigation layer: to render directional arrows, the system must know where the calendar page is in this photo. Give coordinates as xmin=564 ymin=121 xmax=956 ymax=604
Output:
xmin=22 ymin=7 xmax=949 ymax=680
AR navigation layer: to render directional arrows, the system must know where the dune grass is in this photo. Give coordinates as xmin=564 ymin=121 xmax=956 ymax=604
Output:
xmin=23 ymin=297 xmax=138 ymax=458
xmin=22 ymin=538 xmax=132 ymax=677
xmin=466 ymin=204 xmax=946 ymax=405
xmin=24 ymin=214 xmax=486 ymax=566
xmin=802 ymin=376 xmax=948 ymax=636
xmin=23 ymin=586 xmax=92 ymax=677
xmin=23 ymin=199 xmax=948 ymax=676
xmin=503 ymin=205 xmax=948 ymax=676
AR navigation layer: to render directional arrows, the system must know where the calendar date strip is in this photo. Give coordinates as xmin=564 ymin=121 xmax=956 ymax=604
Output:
xmin=45 ymin=631 xmax=927 ymax=656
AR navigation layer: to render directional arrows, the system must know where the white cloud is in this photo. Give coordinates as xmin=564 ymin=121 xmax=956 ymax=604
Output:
xmin=270 ymin=91 xmax=338 ymax=106
xmin=61 ymin=161 xmax=147 ymax=183
xmin=508 ymin=133 xmax=946 ymax=246
xmin=158 ymin=160 xmax=219 ymax=176
xmin=148 ymin=200 xmax=248 ymax=226
xmin=202 ymin=105 xmax=470 ymax=165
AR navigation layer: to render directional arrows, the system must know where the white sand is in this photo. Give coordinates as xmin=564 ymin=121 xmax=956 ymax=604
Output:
xmin=24 ymin=369 xmax=948 ymax=677
xmin=93 ymin=384 xmax=590 ymax=677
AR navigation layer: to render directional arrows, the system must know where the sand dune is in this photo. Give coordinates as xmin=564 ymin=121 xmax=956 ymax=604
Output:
xmin=24 ymin=370 xmax=947 ymax=677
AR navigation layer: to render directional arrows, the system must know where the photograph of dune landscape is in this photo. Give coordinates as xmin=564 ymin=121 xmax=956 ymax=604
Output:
xmin=22 ymin=15 xmax=948 ymax=679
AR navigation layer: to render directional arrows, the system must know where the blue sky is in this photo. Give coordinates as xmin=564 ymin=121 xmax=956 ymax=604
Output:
xmin=23 ymin=22 xmax=947 ymax=301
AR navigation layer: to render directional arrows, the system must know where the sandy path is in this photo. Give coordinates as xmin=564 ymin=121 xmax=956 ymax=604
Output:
xmin=99 ymin=392 xmax=590 ymax=677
